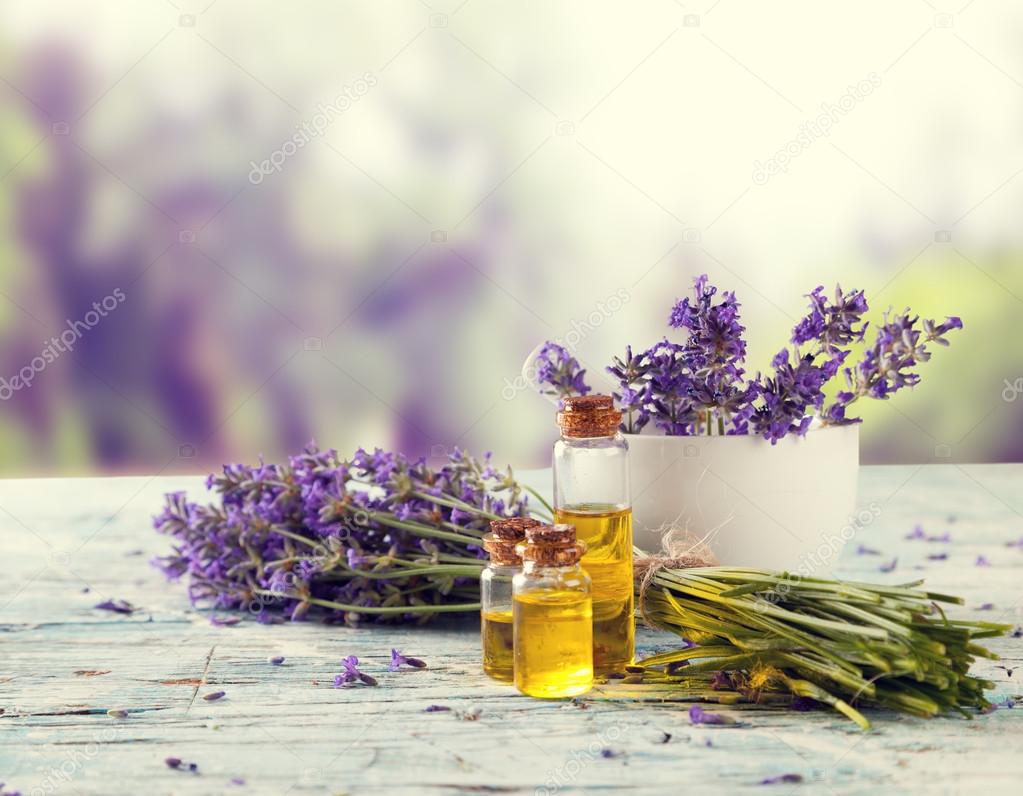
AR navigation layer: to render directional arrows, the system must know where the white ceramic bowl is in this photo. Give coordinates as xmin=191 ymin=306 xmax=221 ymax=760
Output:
xmin=627 ymin=425 xmax=860 ymax=573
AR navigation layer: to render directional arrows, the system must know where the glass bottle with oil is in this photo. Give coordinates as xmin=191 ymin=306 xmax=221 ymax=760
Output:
xmin=480 ymin=517 xmax=539 ymax=682
xmin=512 ymin=523 xmax=593 ymax=698
xmin=553 ymin=394 xmax=634 ymax=676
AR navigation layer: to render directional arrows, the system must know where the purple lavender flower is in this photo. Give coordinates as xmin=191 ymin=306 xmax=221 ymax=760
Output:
xmin=879 ymin=558 xmax=898 ymax=573
xmin=905 ymin=525 xmax=926 ymax=540
xmin=747 ymin=349 xmax=829 ymax=443
xmin=975 ymin=555 xmax=991 ymax=567
xmin=792 ymin=285 xmax=868 ymax=353
xmin=424 ymin=704 xmax=451 ymax=712
xmin=534 ymin=341 xmax=591 ymax=401
xmin=389 ymin=649 xmax=427 ymax=671
xmin=976 ymin=603 xmax=994 ymax=611
xmin=689 ymin=705 xmax=733 ymax=725
xmin=333 ymin=655 xmax=377 ymax=687
xmin=822 ymin=310 xmax=962 ymax=425
xmin=153 ymin=443 xmax=530 ymax=625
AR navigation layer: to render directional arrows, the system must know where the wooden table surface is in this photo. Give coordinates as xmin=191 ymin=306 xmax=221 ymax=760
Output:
xmin=2 ymin=464 xmax=1022 ymax=795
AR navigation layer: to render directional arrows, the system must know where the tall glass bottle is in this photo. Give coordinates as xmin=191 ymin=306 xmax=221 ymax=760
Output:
xmin=512 ymin=523 xmax=593 ymax=698
xmin=480 ymin=517 xmax=539 ymax=682
xmin=552 ymin=394 xmax=634 ymax=675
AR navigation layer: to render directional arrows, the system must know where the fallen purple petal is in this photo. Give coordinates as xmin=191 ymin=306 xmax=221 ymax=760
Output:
xmin=926 ymin=552 xmax=948 ymax=561
xmin=976 ymin=603 xmax=994 ymax=611
xmin=879 ymin=558 xmax=898 ymax=573
xmin=268 ymin=656 xmax=285 ymax=666
xmin=855 ymin=544 xmax=881 ymax=556
xmin=928 ymin=532 xmax=951 ymax=543
xmin=760 ymin=774 xmax=803 ymax=785
xmin=975 ymin=555 xmax=991 ymax=567
xmin=95 ymin=599 xmax=135 ymax=614
xmin=424 ymin=705 xmax=451 ymax=712
xmin=390 ymin=648 xmax=427 ymax=671
xmin=210 ymin=615 xmax=241 ymax=627
xmin=202 ymin=690 xmax=226 ymax=701
xmin=689 ymin=705 xmax=733 ymax=725
xmin=230 ymin=777 xmax=246 ymax=786
xmin=905 ymin=525 xmax=925 ymax=540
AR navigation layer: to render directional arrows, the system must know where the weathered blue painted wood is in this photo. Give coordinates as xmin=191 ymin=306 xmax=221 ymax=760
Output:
xmin=1 ymin=465 xmax=1021 ymax=795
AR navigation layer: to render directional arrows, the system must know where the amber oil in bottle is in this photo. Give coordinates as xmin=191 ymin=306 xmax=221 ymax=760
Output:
xmin=512 ymin=523 xmax=593 ymax=698
xmin=481 ymin=517 xmax=539 ymax=682
xmin=553 ymin=395 xmax=634 ymax=676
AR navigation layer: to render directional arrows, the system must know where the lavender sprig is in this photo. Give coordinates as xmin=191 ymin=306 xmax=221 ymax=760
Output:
xmin=822 ymin=311 xmax=962 ymax=425
xmin=153 ymin=443 xmax=532 ymax=624
xmin=533 ymin=341 xmax=590 ymax=403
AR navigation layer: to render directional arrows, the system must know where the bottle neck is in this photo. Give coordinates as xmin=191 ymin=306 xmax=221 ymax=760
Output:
xmin=486 ymin=562 xmax=521 ymax=575
xmin=522 ymin=561 xmax=583 ymax=576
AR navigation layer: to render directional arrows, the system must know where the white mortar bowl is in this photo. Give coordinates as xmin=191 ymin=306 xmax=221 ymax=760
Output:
xmin=627 ymin=424 xmax=860 ymax=573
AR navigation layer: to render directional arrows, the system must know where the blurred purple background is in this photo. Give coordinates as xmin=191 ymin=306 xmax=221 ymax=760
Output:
xmin=1 ymin=1 xmax=1021 ymax=475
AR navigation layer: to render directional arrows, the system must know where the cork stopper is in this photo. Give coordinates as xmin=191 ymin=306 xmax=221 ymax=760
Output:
xmin=557 ymin=394 xmax=622 ymax=438
xmin=483 ymin=517 xmax=541 ymax=566
xmin=517 ymin=523 xmax=587 ymax=567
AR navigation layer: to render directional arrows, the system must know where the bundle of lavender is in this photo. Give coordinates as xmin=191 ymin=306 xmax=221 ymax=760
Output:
xmin=154 ymin=445 xmax=541 ymax=623
xmin=632 ymin=565 xmax=1009 ymax=728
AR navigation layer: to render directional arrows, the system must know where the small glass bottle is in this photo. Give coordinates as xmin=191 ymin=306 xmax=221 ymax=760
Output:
xmin=552 ymin=394 xmax=634 ymax=676
xmin=512 ymin=523 xmax=593 ymax=698
xmin=481 ymin=517 xmax=539 ymax=682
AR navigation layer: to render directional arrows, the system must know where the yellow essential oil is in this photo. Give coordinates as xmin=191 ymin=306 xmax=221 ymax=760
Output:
xmin=481 ymin=608 xmax=514 ymax=682
xmin=554 ymin=504 xmax=634 ymax=675
xmin=481 ymin=517 xmax=540 ymax=683
xmin=513 ymin=589 xmax=593 ymax=698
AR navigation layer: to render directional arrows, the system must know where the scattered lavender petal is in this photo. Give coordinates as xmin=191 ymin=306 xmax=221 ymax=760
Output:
xmin=600 ymin=748 xmax=621 ymax=759
xmin=926 ymin=553 xmax=948 ymax=561
xmin=855 ymin=544 xmax=881 ymax=556
xmin=905 ymin=525 xmax=926 ymax=540
xmin=95 ymin=599 xmax=135 ymax=614
xmin=230 ymin=777 xmax=246 ymax=786
xmin=760 ymin=774 xmax=804 ymax=785
xmin=689 ymin=705 xmax=733 ymax=725
xmin=1005 ymin=536 xmax=1023 ymax=549
xmin=390 ymin=648 xmax=427 ymax=671
xmin=202 ymin=691 xmax=226 ymax=701
xmin=879 ymin=558 xmax=898 ymax=573
xmin=975 ymin=555 xmax=991 ymax=567
xmin=165 ymin=757 xmax=182 ymax=769
xmin=976 ymin=603 xmax=994 ymax=611
xmin=424 ymin=705 xmax=451 ymax=712
xmin=928 ymin=532 xmax=951 ymax=543
xmin=210 ymin=615 xmax=241 ymax=627
xmin=1012 ymin=627 xmax=1023 ymax=639
xmin=268 ymin=656 xmax=285 ymax=666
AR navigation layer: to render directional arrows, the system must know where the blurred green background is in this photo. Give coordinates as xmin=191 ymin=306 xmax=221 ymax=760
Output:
xmin=0 ymin=0 xmax=1020 ymax=475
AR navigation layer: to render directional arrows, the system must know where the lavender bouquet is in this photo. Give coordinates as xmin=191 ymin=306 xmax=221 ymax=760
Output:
xmin=538 ymin=276 xmax=962 ymax=442
xmin=154 ymin=445 xmax=545 ymax=624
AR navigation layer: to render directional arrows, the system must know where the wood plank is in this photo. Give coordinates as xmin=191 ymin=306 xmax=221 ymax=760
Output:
xmin=1 ymin=465 xmax=1021 ymax=794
